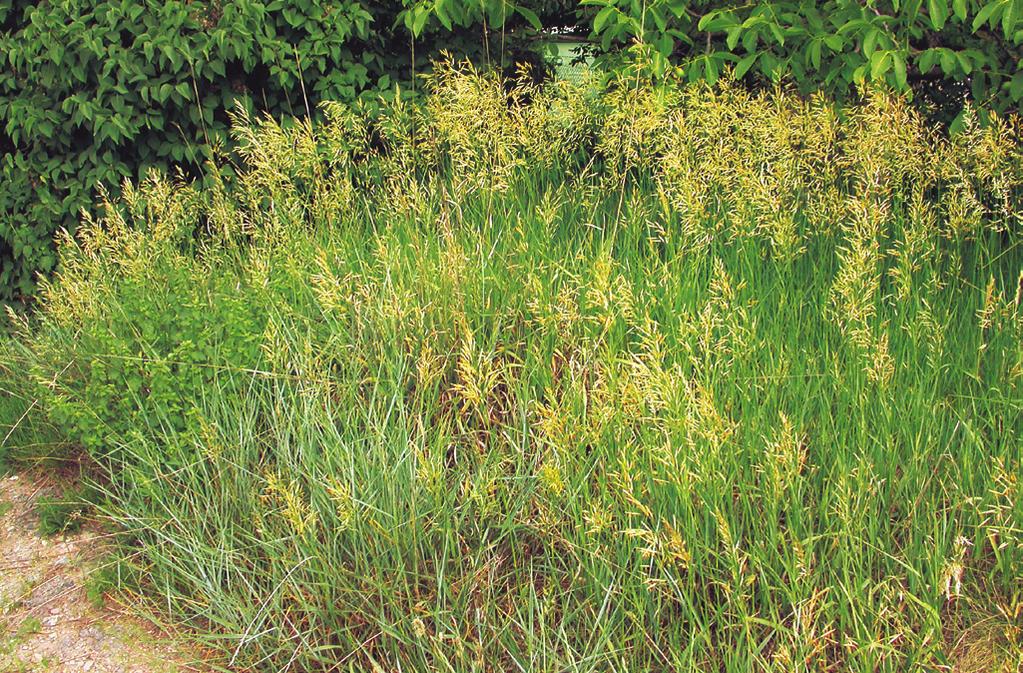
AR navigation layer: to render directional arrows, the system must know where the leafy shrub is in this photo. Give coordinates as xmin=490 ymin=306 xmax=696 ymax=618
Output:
xmin=407 ymin=0 xmax=1023 ymax=120
xmin=582 ymin=0 xmax=1023 ymax=117
xmin=4 ymin=0 xmax=1023 ymax=301
xmin=5 ymin=65 xmax=1023 ymax=670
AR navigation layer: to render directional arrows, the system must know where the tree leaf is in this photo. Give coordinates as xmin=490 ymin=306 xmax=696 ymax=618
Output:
xmin=1002 ymin=0 xmax=1018 ymax=36
xmin=516 ymin=6 xmax=542 ymax=30
xmin=972 ymin=1 xmax=1001 ymax=31
xmin=808 ymin=40 xmax=821 ymax=68
xmin=734 ymin=51 xmax=758 ymax=78
xmin=719 ymin=25 xmax=737 ymax=49
xmin=434 ymin=0 xmax=452 ymax=30
xmin=823 ymin=34 xmax=844 ymax=51
xmin=704 ymin=54 xmax=719 ymax=83
xmin=594 ymin=6 xmax=615 ymax=33
xmin=863 ymin=28 xmax=880 ymax=56
xmin=892 ymin=52 xmax=908 ymax=89
xmin=870 ymin=50 xmax=892 ymax=79
xmin=956 ymin=50 xmax=973 ymax=73
xmin=656 ymin=33 xmax=674 ymax=57
xmin=927 ymin=0 xmax=948 ymax=30
xmin=412 ymin=8 xmax=429 ymax=36
xmin=1010 ymin=70 xmax=1023 ymax=100
xmin=697 ymin=10 xmax=718 ymax=31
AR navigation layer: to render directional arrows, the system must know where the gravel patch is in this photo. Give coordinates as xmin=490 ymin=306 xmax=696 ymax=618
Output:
xmin=1 ymin=473 xmax=210 ymax=673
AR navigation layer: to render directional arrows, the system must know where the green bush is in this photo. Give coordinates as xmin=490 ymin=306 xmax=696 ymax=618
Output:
xmin=582 ymin=0 xmax=1023 ymax=118
xmin=6 ymin=65 xmax=1023 ymax=670
xmin=0 ymin=0 xmax=365 ymax=297
xmin=4 ymin=0 xmax=1022 ymax=301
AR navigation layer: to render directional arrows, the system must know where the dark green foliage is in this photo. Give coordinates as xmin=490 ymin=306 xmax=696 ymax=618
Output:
xmin=0 ymin=0 xmax=393 ymax=298
xmin=3 ymin=0 xmax=1022 ymax=302
xmin=576 ymin=0 xmax=1023 ymax=117
xmin=408 ymin=0 xmax=1023 ymax=119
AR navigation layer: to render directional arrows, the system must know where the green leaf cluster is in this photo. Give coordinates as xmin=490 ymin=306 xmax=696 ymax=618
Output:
xmin=581 ymin=0 xmax=1023 ymax=113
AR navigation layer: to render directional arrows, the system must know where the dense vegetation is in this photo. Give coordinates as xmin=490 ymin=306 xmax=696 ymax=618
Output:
xmin=412 ymin=0 xmax=1023 ymax=114
xmin=0 ymin=0 xmax=550 ymax=298
xmin=2 ymin=63 xmax=1021 ymax=671
xmin=3 ymin=0 xmax=1022 ymax=298
xmin=579 ymin=0 xmax=1023 ymax=110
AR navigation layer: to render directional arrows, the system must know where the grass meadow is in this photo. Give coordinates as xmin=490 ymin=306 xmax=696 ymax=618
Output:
xmin=1 ymin=62 xmax=1021 ymax=671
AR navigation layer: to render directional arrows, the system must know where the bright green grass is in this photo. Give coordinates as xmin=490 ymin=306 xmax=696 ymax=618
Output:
xmin=3 ymin=69 xmax=1022 ymax=671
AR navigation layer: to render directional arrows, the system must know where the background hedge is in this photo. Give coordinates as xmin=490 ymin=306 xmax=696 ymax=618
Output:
xmin=572 ymin=0 xmax=1023 ymax=113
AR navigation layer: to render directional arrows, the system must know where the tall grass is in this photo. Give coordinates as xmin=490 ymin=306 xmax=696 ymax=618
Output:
xmin=3 ymin=60 xmax=1022 ymax=671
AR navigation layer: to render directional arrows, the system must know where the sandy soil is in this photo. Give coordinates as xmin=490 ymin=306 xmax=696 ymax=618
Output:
xmin=0 ymin=472 xmax=210 ymax=673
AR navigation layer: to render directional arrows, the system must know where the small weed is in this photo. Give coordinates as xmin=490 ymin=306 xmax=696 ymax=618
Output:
xmin=84 ymin=558 xmax=130 ymax=609
xmin=36 ymin=490 xmax=86 ymax=536
xmin=0 ymin=653 xmax=31 ymax=673
xmin=15 ymin=616 xmax=41 ymax=639
xmin=0 ymin=617 xmax=43 ymax=673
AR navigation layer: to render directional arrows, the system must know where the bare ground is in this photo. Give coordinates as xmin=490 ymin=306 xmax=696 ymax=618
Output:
xmin=0 ymin=472 xmax=210 ymax=673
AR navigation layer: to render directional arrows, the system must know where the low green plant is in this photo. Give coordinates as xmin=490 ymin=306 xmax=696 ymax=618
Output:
xmin=0 ymin=617 xmax=41 ymax=673
xmin=14 ymin=617 xmax=40 ymax=639
xmin=36 ymin=490 xmax=87 ymax=536
xmin=4 ymin=64 xmax=1022 ymax=671
xmin=84 ymin=555 xmax=138 ymax=609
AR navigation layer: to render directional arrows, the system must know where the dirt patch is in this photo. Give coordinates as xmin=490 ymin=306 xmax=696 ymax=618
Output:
xmin=0 ymin=472 xmax=209 ymax=673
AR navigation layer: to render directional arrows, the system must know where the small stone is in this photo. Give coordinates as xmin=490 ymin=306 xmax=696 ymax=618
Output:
xmin=81 ymin=626 xmax=103 ymax=640
xmin=43 ymin=615 xmax=59 ymax=627
xmin=50 ymin=607 xmax=60 ymax=615
xmin=83 ymin=661 xmax=94 ymax=672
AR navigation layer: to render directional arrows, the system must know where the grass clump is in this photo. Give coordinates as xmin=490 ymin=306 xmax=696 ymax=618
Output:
xmin=35 ymin=489 xmax=87 ymax=536
xmin=2 ymin=61 xmax=1022 ymax=671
